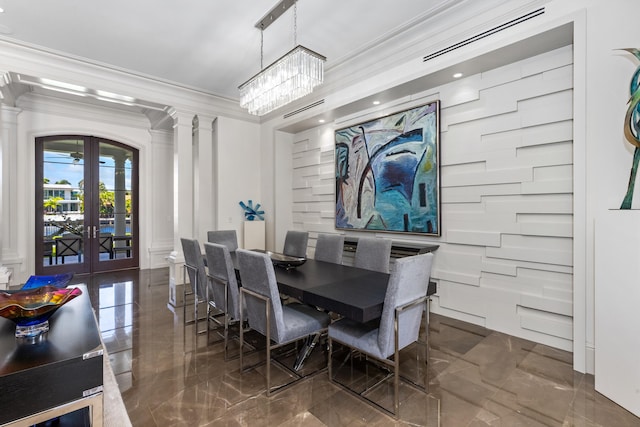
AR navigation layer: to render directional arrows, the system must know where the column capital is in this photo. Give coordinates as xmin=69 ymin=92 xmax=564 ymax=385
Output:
xmin=0 ymin=105 xmax=21 ymax=124
xmin=170 ymin=110 xmax=195 ymax=129
xmin=195 ymin=114 xmax=216 ymax=132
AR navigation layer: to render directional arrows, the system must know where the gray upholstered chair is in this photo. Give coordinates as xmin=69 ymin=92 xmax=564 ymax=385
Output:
xmin=283 ymin=230 xmax=309 ymax=258
xmin=180 ymin=238 xmax=211 ymax=336
xmin=353 ymin=237 xmax=392 ymax=273
xmin=236 ymin=248 xmax=331 ymax=396
xmin=207 ymin=230 xmax=238 ymax=252
xmin=204 ymin=242 xmax=244 ymax=360
xmin=314 ymin=233 xmax=345 ymax=264
xmin=328 ymin=252 xmax=434 ymax=419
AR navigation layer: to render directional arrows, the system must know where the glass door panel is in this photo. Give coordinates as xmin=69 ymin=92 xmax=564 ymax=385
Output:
xmin=37 ymin=137 xmax=88 ymax=273
xmin=93 ymin=141 xmax=137 ymax=272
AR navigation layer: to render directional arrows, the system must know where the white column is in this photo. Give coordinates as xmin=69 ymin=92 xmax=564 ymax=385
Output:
xmin=195 ymin=114 xmax=215 ymax=244
xmin=0 ymin=105 xmax=20 ymax=288
xmin=112 ymin=152 xmax=127 ymax=242
xmin=167 ymin=111 xmax=195 ymax=307
xmin=595 ymin=210 xmax=640 ymax=417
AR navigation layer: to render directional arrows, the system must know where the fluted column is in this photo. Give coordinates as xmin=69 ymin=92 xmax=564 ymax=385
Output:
xmin=194 ymin=114 xmax=215 ymax=244
xmin=167 ymin=111 xmax=195 ymax=307
xmin=0 ymin=105 xmax=20 ymax=288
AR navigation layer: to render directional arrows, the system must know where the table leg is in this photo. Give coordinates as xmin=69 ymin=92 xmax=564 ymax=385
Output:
xmin=293 ymin=334 xmax=319 ymax=371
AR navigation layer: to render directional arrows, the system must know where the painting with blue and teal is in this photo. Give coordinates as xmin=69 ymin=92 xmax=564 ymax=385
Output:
xmin=619 ymin=48 xmax=640 ymax=209
xmin=239 ymin=200 xmax=264 ymax=220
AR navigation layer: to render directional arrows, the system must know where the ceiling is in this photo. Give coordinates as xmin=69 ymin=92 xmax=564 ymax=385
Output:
xmin=0 ymin=0 xmax=574 ymax=130
xmin=0 ymin=0 xmax=469 ymax=101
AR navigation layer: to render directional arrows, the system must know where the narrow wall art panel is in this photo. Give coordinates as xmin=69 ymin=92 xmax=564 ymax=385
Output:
xmin=335 ymin=101 xmax=440 ymax=235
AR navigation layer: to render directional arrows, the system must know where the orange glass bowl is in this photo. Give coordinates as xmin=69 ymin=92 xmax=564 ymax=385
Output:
xmin=0 ymin=286 xmax=82 ymax=338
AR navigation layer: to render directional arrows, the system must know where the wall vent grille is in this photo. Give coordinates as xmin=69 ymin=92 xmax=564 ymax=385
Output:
xmin=283 ymin=99 xmax=325 ymax=119
xmin=423 ymin=7 xmax=545 ymax=62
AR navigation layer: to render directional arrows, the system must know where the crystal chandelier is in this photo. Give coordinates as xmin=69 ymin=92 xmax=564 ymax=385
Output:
xmin=239 ymin=0 xmax=326 ymax=116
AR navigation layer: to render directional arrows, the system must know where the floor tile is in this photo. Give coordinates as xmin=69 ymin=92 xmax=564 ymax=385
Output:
xmin=71 ymin=269 xmax=640 ymax=427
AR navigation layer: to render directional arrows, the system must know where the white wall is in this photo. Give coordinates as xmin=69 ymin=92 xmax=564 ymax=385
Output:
xmin=289 ymin=46 xmax=574 ymax=352
xmin=263 ymin=0 xmax=639 ymax=377
xmin=215 ymin=116 xmax=262 ymax=248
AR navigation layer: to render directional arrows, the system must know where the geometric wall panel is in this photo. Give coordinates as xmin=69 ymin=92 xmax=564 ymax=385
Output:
xmin=291 ymin=45 xmax=574 ymax=351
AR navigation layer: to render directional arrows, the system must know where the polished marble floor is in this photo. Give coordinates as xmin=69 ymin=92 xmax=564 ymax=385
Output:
xmin=74 ymin=269 xmax=640 ymax=426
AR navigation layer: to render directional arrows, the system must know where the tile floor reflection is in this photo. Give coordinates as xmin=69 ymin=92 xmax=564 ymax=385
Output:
xmin=73 ymin=269 xmax=640 ymax=426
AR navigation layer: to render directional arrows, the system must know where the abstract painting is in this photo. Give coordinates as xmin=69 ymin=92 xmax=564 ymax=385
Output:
xmin=619 ymin=48 xmax=640 ymax=209
xmin=335 ymin=101 xmax=440 ymax=235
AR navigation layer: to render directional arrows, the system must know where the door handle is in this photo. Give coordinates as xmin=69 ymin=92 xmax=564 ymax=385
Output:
xmin=93 ymin=226 xmax=98 ymax=239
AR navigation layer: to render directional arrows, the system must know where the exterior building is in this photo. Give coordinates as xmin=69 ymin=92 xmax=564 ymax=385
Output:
xmin=43 ymin=183 xmax=82 ymax=214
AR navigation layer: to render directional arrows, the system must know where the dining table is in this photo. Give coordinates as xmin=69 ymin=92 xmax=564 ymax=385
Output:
xmin=230 ymin=250 xmax=437 ymax=370
xmin=232 ymin=249 xmax=437 ymax=323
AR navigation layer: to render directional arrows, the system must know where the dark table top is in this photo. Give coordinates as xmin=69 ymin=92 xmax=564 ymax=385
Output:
xmin=274 ymin=259 xmax=390 ymax=322
xmin=0 ymin=284 xmax=103 ymax=424
xmin=0 ymin=284 xmax=102 ymax=375
xmin=234 ymin=252 xmax=437 ymax=323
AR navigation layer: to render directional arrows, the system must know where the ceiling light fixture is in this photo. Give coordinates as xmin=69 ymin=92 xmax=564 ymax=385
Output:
xmin=70 ymin=141 xmax=83 ymax=164
xmin=238 ymin=0 xmax=326 ymax=116
xmin=372 ymin=101 xmax=381 ymax=105
xmin=453 ymin=72 xmax=463 ymax=78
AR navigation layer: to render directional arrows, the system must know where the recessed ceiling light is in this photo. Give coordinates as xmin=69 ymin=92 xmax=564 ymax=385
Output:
xmin=372 ymin=101 xmax=380 ymax=105
xmin=318 ymin=119 xmax=325 ymax=123
xmin=0 ymin=7 xmax=4 ymax=13
xmin=453 ymin=72 xmax=463 ymax=78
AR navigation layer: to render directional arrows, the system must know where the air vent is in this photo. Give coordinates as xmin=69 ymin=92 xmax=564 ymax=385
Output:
xmin=283 ymin=99 xmax=325 ymax=119
xmin=423 ymin=7 xmax=545 ymax=62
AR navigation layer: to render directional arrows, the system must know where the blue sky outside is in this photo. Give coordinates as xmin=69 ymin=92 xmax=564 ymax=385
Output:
xmin=43 ymin=151 xmax=132 ymax=191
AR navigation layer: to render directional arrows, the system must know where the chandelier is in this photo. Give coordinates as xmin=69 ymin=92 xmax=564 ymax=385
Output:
xmin=239 ymin=0 xmax=326 ymax=116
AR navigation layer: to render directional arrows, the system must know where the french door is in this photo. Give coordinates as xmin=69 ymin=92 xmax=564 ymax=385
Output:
xmin=35 ymin=136 xmax=139 ymax=274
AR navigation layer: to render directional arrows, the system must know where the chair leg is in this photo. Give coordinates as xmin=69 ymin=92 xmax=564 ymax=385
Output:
xmin=194 ymin=286 xmax=199 ymax=338
xmin=206 ymin=284 xmax=210 ymax=344
xmin=265 ymin=297 xmax=272 ymax=397
xmin=328 ymin=337 xmax=333 ymax=383
xmin=394 ymin=345 xmax=400 ymax=418
xmin=223 ymin=284 xmax=231 ymax=361
xmin=183 ymin=266 xmax=187 ymax=325
xmin=239 ymin=291 xmax=245 ymax=372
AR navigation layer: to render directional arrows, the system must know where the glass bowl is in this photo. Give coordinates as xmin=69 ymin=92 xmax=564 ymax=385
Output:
xmin=0 ymin=286 xmax=82 ymax=338
xmin=266 ymin=251 xmax=307 ymax=270
xmin=21 ymin=273 xmax=74 ymax=290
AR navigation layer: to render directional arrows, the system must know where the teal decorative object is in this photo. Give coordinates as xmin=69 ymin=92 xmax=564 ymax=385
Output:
xmin=620 ymin=48 xmax=640 ymax=209
xmin=239 ymin=200 xmax=264 ymax=221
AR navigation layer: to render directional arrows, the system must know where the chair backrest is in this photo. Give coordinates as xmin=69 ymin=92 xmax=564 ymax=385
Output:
xmin=236 ymin=249 xmax=286 ymax=342
xmin=99 ymin=234 xmax=113 ymax=254
xmin=56 ymin=236 xmax=81 ymax=256
xmin=207 ymin=230 xmax=238 ymax=252
xmin=354 ymin=237 xmax=392 ymax=273
xmin=314 ymin=233 xmax=345 ymax=264
xmin=180 ymin=237 xmax=207 ymax=299
xmin=283 ymin=230 xmax=308 ymax=258
xmin=204 ymin=242 xmax=241 ymax=320
xmin=43 ymin=240 xmax=54 ymax=255
xmin=377 ymin=252 xmax=434 ymax=358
